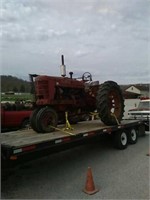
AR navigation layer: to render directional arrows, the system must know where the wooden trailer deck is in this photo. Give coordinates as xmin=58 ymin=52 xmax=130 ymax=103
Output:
xmin=1 ymin=120 xmax=140 ymax=148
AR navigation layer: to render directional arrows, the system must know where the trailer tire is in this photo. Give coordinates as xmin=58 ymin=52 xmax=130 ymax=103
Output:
xmin=36 ymin=107 xmax=58 ymax=133
xmin=128 ymin=128 xmax=138 ymax=144
xmin=114 ymin=131 xmax=128 ymax=150
xmin=96 ymin=81 xmax=124 ymax=125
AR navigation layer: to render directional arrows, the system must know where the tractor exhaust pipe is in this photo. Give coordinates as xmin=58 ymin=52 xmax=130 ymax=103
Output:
xmin=60 ymin=55 xmax=66 ymax=77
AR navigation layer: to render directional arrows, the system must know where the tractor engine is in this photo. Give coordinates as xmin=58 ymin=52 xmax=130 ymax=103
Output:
xmin=30 ymin=55 xmax=124 ymax=133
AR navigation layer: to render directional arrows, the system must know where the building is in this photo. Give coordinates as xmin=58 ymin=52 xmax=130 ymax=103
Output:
xmin=120 ymin=84 xmax=149 ymax=99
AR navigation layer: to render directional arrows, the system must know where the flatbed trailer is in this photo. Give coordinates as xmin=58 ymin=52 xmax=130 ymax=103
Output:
xmin=1 ymin=120 xmax=145 ymax=169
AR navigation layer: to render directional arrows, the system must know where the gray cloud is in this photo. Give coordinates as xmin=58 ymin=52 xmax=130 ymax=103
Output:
xmin=0 ymin=0 xmax=149 ymax=84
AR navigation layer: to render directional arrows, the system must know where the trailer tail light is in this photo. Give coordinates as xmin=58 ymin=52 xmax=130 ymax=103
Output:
xmin=10 ymin=155 xmax=18 ymax=160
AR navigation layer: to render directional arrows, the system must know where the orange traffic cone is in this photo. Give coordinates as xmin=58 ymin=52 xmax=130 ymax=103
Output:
xmin=83 ymin=167 xmax=99 ymax=195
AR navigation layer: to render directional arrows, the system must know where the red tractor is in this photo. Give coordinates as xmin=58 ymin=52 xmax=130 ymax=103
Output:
xmin=30 ymin=55 xmax=124 ymax=133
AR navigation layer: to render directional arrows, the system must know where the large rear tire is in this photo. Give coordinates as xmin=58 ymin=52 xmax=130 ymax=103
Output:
xmin=96 ymin=81 xmax=124 ymax=125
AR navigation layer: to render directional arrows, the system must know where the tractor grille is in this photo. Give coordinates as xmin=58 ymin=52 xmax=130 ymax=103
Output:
xmin=35 ymin=80 xmax=49 ymax=100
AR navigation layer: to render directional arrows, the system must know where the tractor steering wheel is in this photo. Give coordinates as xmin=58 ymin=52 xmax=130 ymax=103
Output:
xmin=82 ymin=72 xmax=92 ymax=82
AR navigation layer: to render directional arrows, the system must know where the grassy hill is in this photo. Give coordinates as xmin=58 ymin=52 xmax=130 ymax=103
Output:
xmin=1 ymin=75 xmax=31 ymax=93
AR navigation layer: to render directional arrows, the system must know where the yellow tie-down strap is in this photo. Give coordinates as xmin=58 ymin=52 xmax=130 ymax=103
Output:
xmin=50 ymin=125 xmax=75 ymax=136
xmin=89 ymin=112 xmax=99 ymax=120
xmin=111 ymin=113 xmax=120 ymax=125
xmin=63 ymin=112 xmax=74 ymax=131
xmin=50 ymin=112 xmax=75 ymax=136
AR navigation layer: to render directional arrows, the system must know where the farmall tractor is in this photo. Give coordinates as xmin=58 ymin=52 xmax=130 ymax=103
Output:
xmin=29 ymin=55 xmax=124 ymax=133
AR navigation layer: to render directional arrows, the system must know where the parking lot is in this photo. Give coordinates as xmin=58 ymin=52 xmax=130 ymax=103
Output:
xmin=1 ymin=132 xmax=149 ymax=199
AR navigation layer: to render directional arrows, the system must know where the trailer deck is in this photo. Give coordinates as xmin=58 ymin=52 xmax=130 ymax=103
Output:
xmin=1 ymin=120 xmax=141 ymax=148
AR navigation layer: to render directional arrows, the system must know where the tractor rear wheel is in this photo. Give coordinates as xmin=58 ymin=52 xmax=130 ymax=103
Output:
xmin=96 ymin=81 xmax=124 ymax=125
xmin=35 ymin=107 xmax=58 ymax=133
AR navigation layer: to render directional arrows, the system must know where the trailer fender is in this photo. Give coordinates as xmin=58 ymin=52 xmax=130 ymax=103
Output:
xmin=138 ymin=124 xmax=146 ymax=137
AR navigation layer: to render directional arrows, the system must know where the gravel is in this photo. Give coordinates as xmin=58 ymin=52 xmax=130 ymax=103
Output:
xmin=1 ymin=132 xmax=150 ymax=199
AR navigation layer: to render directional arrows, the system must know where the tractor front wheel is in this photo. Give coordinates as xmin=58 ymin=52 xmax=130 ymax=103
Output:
xmin=35 ymin=107 xmax=58 ymax=133
xmin=30 ymin=108 xmax=42 ymax=132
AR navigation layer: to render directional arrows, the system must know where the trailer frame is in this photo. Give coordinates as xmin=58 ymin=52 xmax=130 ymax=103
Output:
xmin=1 ymin=120 xmax=145 ymax=169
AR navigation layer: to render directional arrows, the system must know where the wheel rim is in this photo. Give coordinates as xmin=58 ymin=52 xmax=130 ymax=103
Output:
xmin=121 ymin=132 xmax=127 ymax=145
xmin=41 ymin=111 xmax=56 ymax=128
xmin=108 ymin=90 xmax=122 ymax=118
xmin=131 ymin=129 xmax=137 ymax=141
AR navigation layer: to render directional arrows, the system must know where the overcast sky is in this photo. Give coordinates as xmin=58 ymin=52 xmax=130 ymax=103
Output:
xmin=0 ymin=0 xmax=149 ymax=84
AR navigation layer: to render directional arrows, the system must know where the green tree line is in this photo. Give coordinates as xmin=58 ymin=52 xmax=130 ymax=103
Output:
xmin=1 ymin=75 xmax=31 ymax=93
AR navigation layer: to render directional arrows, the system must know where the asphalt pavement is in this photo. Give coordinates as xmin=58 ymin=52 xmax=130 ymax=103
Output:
xmin=1 ymin=132 xmax=150 ymax=199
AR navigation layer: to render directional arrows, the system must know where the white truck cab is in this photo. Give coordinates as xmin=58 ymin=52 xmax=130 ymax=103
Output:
xmin=128 ymin=99 xmax=150 ymax=130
